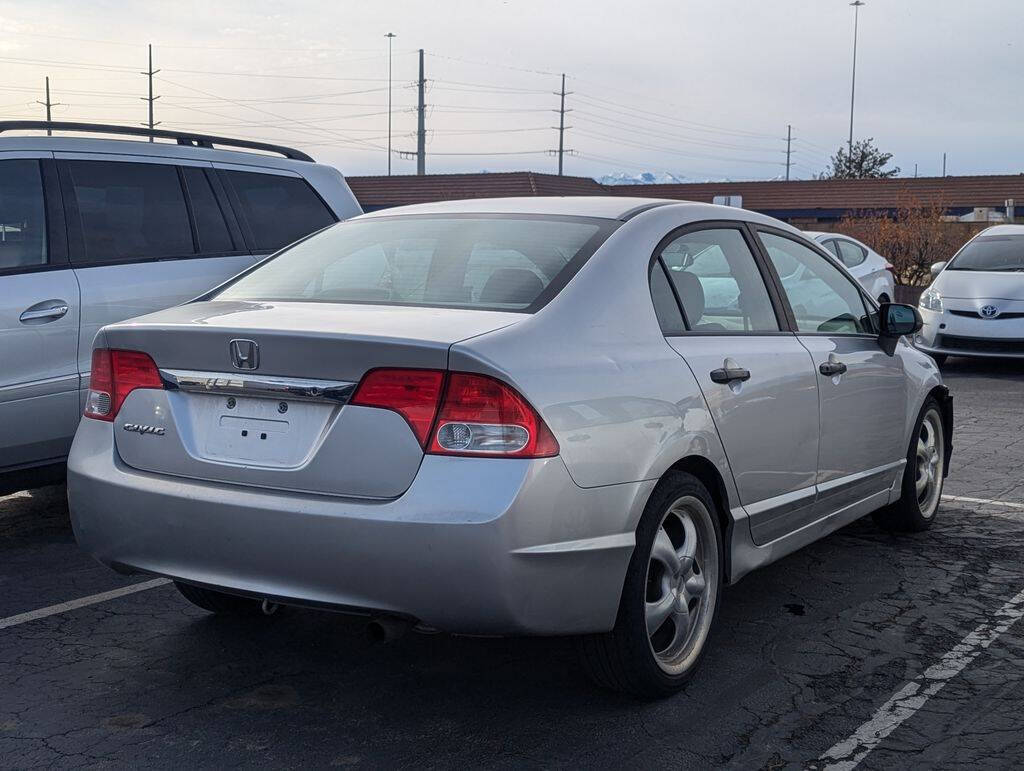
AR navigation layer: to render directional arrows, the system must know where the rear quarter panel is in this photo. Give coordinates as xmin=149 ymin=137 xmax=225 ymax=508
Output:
xmin=449 ymin=205 xmax=768 ymax=529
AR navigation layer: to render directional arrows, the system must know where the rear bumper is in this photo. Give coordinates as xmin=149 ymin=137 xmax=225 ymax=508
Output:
xmin=68 ymin=418 xmax=649 ymax=635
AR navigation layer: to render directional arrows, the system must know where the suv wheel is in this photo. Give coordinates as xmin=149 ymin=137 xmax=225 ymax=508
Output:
xmin=873 ymin=398 xmax=946 ymax=532
xmin=579 ymin=471 xmax=722 ymax=698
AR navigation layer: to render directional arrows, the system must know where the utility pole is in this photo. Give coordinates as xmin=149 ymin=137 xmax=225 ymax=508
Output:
xmin=385 ymin=33 xmax=396 ymax=175
xmin=553 ymin=73 xmax=572 ymax=176
xmin=36 ymin=77 xmax=60 ymax=135
xmin=416 ymin=48 xmax=426 ymax=176
xmin=914 ymin=163 xmax=918 ymax=178
xmin=141 ymin=43 xmax=160 ymax=142
xmin=942 ymin=152 xmax=947 ymax=176
xmin=785 ymin=124 xmax=792 ymax=181
xmin=848 ymin=0 xmax=865 ymax=158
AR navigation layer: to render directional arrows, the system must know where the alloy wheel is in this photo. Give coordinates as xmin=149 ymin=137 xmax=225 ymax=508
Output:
xmin=644 ymin=496 xmax=719 ymax=675
xmin=915 ymin=408 xmax=944 ymax=519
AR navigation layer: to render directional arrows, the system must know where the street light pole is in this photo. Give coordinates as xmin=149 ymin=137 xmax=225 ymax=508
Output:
xmin=848 ymin=0 xmax=865 ymax=159
xmin=385 ymin=32 xmax=396 ymax=176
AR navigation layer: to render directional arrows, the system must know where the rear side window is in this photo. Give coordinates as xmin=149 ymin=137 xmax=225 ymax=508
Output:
xmin=0 ymin=159 xmax=47 ymax=271
xmin=216 ymin=215 xmax=612 ymax=311
xmin=181 ymin=166 xmax=235 ymax=254
xmin=649 ymin=261 xmax=686 ymax=335
xmin=66 ymin=161 xmax=193 ymax=264
xmin=659 ymin=228 xmax=779 ymax=332
xmin=223 ymin=170 xmax=335 ymax=252
xmin=837 ymin=239 xmax=867 ymax=268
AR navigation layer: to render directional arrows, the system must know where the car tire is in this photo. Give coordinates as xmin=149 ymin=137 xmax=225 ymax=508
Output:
xmin=174 ymin=581 xmax=275 ymax=615
xmin=579 ymin=471 xmax=723 ymax=698
xmin=872 ymin=397 xmax=946 ymax=532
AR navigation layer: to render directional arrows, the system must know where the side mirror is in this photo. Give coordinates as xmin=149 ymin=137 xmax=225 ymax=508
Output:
xmin=879 ymin=302 xmax=922 ymax=338
xmin=930 ymin=261 xmax=947 ymax=278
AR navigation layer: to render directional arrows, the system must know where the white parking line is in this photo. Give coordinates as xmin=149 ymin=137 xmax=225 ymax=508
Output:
xmin=942 ymin=494 xmax=1024 ymax=510
xmin=0 ymin=578 xmax=170 ymax=631
xmin=818 ymin=586 xmax=1024 ymax=770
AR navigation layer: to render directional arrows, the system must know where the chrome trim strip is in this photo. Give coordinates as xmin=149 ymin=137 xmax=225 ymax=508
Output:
xmin=159 ymin=369 xmax=356 ymax=404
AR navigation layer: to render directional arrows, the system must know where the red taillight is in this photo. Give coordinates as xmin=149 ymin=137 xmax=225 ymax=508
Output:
xmin=427 ymin=372 xmax=559 ymax=458
xmin=83 ymin=348 xmax=163 ymax=421
xmin=350 ymin=368 xmax=445 ymax=447
xmin=349 ymin=369 xmax=559 ymax=458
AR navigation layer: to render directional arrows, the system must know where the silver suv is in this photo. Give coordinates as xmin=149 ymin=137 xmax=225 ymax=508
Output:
xmin=68 ymin=197 xmax=951 ymax=697
xmin=0 ymin=122 xmax=362 ymax=493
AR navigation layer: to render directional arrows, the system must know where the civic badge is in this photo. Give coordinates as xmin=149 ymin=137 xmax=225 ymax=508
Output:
xmin=980 ymin=305 xmax=999 ymax=319
xmin=229 ymin=339 xmax=259 ymax=370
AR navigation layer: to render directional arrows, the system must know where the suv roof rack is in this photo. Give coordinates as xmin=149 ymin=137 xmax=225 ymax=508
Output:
xmin=0 ymin=121 xmax=314 ymax=162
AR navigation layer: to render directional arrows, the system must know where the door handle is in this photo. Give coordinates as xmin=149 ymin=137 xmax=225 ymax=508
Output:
xmin=710 ymin=366 xmax=751 ymax=384
xmin=20 ymin=304 xmax=69 ymax=323
xmin=819 ymin=360 xmax=848 ymax=376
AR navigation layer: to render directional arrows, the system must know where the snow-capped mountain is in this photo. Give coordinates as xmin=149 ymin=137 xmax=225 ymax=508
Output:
xmin=597 ymin=171 xmax=689 ymax=185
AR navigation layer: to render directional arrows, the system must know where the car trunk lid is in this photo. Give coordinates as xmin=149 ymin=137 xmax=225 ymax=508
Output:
xmin=103 ymin=300 xmax=522 ymax=498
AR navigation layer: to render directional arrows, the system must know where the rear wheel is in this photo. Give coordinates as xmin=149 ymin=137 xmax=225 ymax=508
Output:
xmin=873 ymin=398 xmax=946 ymax=532
xmin=174 ymin=581 xmax=277 ymax=616
xmin=579 ymin=471 xmax=722 ymax=698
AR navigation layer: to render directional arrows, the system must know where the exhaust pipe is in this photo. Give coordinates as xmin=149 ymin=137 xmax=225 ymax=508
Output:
xmin=367 ymin=616 xmax=413 ymax=643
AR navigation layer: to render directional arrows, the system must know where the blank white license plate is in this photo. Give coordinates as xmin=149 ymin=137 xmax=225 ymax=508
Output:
xmin=197 ymin=395 xmax=326 ymax=467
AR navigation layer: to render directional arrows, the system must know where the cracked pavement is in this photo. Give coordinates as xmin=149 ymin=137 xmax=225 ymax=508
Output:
xmin=1 ymin=358 xmax=1022 ymax=769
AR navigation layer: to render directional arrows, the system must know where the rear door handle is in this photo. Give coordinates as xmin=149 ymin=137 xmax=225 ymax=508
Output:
xmin=710 ymin=366 xmax=751 ymax=384
xmin=819 ymin=360 xmax=848 ymax=376
xmin=20 ymin=303 xmax=69 ymax=323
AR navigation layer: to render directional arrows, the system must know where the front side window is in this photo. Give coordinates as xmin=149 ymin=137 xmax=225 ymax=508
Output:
xmin=66 ymin=161 xmax=193 ymax=264
xmin=216 ymin=215 xmax=611 ymax=311
xmin=659 ymin=228 xmax=779 ymax=331
xmin=948 ymin=235 xmax=1024 ymax=272
xmin=760 ymin=232 xmax=873 ymax=334
xmin=224 ymin=170 xmax=336 ymax=252
xmin=0 ymin=159 xmax=47 ymax=271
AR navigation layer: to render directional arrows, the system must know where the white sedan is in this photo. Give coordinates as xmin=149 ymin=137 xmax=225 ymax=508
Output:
xmin=805 ymin=231 xmax=896 ymax=304
xmin=915 ymin=224 xmax=1024 ymax=364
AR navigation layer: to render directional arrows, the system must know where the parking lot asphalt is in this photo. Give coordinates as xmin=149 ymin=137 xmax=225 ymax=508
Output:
xmin=2 ymin=358 xmax=1023 ymax=770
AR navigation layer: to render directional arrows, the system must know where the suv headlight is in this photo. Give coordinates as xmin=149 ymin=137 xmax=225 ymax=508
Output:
xmin=920 ymin=288 xmax=943 ymax=312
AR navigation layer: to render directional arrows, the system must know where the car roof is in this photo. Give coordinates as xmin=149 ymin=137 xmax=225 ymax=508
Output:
xmin=358 ymin=196 xmax=754 ymax=222
xmin=977 ymin=224 xmax=1024 ymax=237
xmin=0 ymin=135 xmax=317 ymax=172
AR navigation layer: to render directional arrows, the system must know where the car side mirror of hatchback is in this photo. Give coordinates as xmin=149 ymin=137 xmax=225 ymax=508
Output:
xmin=878 ymin=302 xmax=923 ymax=354
xmin=930 ymin=261 xmax=947 ymax=278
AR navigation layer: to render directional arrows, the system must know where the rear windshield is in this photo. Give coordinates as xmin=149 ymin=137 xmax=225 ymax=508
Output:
xmin=948 ymin=235 xmax=1024 ymax=272
xmin=216 ymin=214 xmax=615 ymax=311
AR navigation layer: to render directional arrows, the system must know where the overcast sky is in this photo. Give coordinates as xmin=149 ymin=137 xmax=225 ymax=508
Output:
xmin=1 ymin=0 xmax=1021 ymax=181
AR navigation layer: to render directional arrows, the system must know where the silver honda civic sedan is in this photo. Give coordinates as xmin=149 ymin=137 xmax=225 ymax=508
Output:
xmin=68 ymin=197 xmax=952 ymax=697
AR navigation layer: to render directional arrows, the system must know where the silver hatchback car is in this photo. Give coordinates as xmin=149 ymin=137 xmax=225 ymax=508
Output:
xmin=68 ymin=197 xmax=952 ymax=697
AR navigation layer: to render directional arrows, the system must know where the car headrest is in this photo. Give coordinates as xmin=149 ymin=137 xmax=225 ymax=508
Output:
xmin=479 ymin=268 xmax=545 ymax=305
xmin=672 ymin=270 xmax=705 ymax=326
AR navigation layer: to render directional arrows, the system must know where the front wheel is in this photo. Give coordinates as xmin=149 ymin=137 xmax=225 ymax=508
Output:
xmin=873 ymin=398 xmax=946 ymax=532
xmin=579 ymin=471 xmax=722 ymax=698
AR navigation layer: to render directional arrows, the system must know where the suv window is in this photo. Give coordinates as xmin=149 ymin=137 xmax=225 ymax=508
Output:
xmin=223 ymin=170 xmax=336 ymax=252
xmin=836 ymin=239 xmax=867 ymax=268
xmin=181 ymin=166 xmax=235 ymax=254
xmin=659 ymin=228 xmax=779 ymax=332
xmin=0 ymin=159 xmax=47 ymax=271
xmin=760 ymin=232 xmax=873 ymax=334
xmin=66 ymin=161 xmax=193 ymax=264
